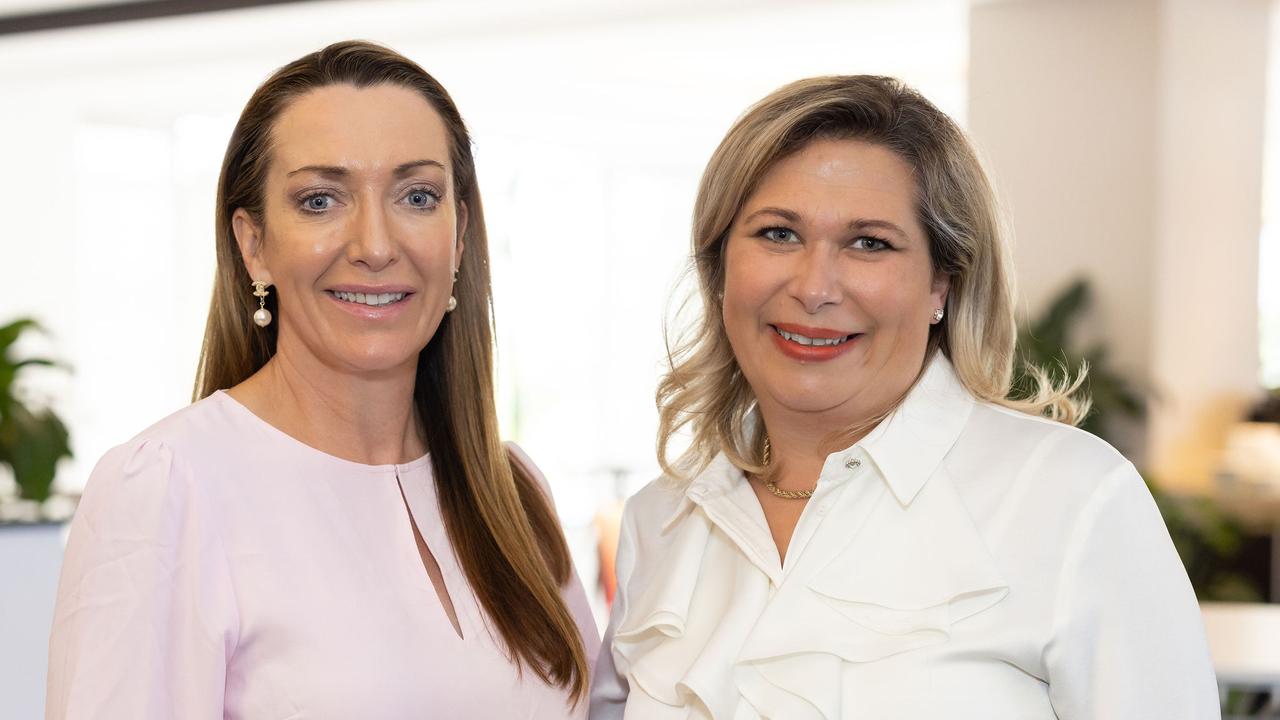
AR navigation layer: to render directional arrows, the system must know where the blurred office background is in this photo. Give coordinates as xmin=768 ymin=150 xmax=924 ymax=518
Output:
xmin=1 ymin=0 xmax=1278 ymax=716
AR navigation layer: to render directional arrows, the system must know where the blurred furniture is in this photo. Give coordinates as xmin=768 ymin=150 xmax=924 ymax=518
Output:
xmin=0 ymin=520 xmax=64 ymax=719
xmin=1203 ymin=602 xmax=1280 ymax=717
xmin=1216 ymin=422 xmax=1280 ymax=601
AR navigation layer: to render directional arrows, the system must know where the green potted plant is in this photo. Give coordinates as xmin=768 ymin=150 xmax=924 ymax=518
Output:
xmin=0 ymin=317 xmax=75 ymax=720
xmin=0 ymin=317 xmax=73 ymax=522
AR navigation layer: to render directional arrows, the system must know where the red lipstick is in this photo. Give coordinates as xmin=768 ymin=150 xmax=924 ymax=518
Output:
xmin=769 ymin=323 xmax=860 ymax=362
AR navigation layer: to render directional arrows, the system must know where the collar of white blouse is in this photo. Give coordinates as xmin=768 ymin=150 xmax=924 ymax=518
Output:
xmin=656 ymin=353 xmax=1005 ymax=592
xmin=665 ymin=351 xmax=976 ymax=521
xmin=612 ymin=355 xmax=1012 ymax=717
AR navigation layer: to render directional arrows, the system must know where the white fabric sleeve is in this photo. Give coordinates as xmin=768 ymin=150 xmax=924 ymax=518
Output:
xmin=589 ymin=496 xmax=635 ymax=718
xmin=46 ymin=439 xmax=237 ymax=719
xmin=1043 ymin=462 xmax=1220 ymax=719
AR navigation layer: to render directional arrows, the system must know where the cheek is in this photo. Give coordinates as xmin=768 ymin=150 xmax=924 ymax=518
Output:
xmin=721 ymin=244 xmax=781 ymax=316
xmin=397 ymin=210 xmax=458 ymax=259
xmin=264 ymin=235 xmax=326 ymax=285
xmin=851 ymin=262 xmax=934 ymax=327
xmin=721 ymin=260 xmax=766 ymax=347
xmin=263 ymin=213 xmax=346 ymax=268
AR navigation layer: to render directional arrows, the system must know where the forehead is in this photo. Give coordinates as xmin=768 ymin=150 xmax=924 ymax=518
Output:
xmin=269 ymin=83 xmax=450 ymax=174
xmin=748 ymin=137 xmax=918 ymax=216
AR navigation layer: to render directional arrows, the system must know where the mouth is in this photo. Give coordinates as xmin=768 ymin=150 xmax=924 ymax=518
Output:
xmin=326 ymin=290 xmax=411 ymax=307
xmin=769 ymin=323 xmax=862 ymax=361
xmin=771 ymin=326 xmax=858 ymax=347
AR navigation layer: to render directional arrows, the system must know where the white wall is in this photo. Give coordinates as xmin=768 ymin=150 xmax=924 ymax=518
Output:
xmin=969 ymin=0 xmax=1269 ymax=489
xmin=1150 ymin=0 xmax=1267 ymax=491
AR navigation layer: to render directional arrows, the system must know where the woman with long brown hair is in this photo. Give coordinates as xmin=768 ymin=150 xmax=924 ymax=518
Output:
xmin=47 ymin=41 xmax=595 ymax=718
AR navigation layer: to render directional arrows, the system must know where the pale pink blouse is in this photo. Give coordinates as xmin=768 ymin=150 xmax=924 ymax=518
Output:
xmin=47 ymin=391 xmax=599 ymax=719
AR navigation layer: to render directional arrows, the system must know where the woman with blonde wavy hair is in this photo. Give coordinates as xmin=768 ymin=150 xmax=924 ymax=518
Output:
xmin=590 ymin=76 xmax=1217 ymax=718
xmin=47 ymin=41 xmax=596 ymax=718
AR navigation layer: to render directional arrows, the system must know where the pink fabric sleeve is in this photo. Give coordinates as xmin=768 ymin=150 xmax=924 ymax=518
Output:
xmin=504 ymin=443 xmax=603 ymax=662
xmin=46 ymin=439 xmax=238 ymax=719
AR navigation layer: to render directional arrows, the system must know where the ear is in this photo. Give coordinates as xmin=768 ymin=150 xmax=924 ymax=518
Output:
xmin=930 ymin=271 xmax=951 ymax=313
xmin=232 ymin=208 xmax=272 ymax=284
xmin=454 ymin=199 xmax=468 ymax=269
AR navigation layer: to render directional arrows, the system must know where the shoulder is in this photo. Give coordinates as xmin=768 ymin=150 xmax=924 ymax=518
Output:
xmin=620 ymin=473 xmax=690 ymax=530
xmin=504 ymin=441 xmax=543 ymax=481
xmin=970 ymin=401 xmax=1127 ymax=467
xmin=81 ymin=394 xmax=245 ymax=510
xmin=943 ymin=401 xmax=1150 ymax=542
xmin=504 ymin=440 xmax=556 ymax=502
xmin=99 ymin=393 xmax=246 ymax=473
xmin=956 ymin=402 xmax=1133 ymax=486
xmin=130 ymin=392 xmax=246 ymax=456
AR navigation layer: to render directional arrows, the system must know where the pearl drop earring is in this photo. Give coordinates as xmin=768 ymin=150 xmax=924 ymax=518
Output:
xmin=251 ymin=281 xmax=272 ymax=327
xmin=446 ymin=267 xmax=458 ymax=313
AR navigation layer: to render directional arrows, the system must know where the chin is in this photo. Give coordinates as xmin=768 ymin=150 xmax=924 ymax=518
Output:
xmin=333 ymin=341 xmax=423 ymax=375
xmin=760 ymin=376 xmax=860 ymax=416
xmin=773 ymin=393 xmax=855 ymax=416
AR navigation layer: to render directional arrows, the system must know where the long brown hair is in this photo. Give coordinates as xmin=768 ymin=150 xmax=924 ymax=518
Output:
xmin=193 ymin=40 xmax=587 ymax=701
xmin=658 ymin=75 xmax=1087 ymax=480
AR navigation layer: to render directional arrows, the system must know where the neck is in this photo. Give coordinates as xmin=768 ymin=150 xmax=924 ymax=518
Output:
xmin=231 ymin=335 xmax=426 ymax=466
xmin=756 ymin=399 xmax=883 ymax=491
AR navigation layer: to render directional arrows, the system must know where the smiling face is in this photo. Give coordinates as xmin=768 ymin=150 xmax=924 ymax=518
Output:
xmin=233 ymin=83 xmax=464 ymax=377
xmin=722 ymin=137 xmax=948 ymax=429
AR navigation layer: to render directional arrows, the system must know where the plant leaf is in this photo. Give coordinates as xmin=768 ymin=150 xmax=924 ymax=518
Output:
xmin=0 ymin=318 xmax=40 ymax=356
xmin=0 ymin=401 xmax=72 ymax=502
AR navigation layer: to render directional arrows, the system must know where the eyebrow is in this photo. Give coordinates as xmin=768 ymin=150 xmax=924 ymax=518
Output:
xmin=742 ymin=206 xmax=909 ymax=239
xmin=286 ymin=159 xmax=446 ymax=178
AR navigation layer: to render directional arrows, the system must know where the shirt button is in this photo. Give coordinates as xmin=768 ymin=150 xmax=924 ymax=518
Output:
xmin=845 ymin=458 xmax=862 ymax=470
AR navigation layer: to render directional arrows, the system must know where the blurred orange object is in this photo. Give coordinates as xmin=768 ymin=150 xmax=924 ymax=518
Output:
xmin=594 ymin=500 xmax=623 ymax=607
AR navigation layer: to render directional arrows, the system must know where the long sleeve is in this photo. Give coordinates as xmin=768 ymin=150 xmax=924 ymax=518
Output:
xmin=504 ymin=443 xmax=603 ymax=691
xmin=1043 ymin=462 xmax=1220 ymax=719
xmin=46 ymin=439 xmax=238 ymax=719
xmin=589 ymin=498 xmax=634 ymax=719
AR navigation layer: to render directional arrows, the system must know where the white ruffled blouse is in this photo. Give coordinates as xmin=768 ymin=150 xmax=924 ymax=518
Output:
xmin=589 ymin=357 xmax=1219 ymax=719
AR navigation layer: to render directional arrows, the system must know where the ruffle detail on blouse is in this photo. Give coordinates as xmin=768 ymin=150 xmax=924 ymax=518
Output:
xmin=610 ymin=500 xmax=718 ymax=711
xmin=612 ymin=468 xmax=1008 ymax=720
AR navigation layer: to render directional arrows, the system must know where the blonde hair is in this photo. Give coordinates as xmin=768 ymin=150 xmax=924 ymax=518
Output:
xmin=193 ymin=41 xmax=587 ymax=702
xmin=657 ymin=75 xmax=1088 ymax=480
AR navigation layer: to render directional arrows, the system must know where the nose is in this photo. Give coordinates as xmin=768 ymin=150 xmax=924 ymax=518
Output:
xmin=789 ymin=245 xmax=842 ymax=314
xmin=346 ymin=199 xmax=397 ymax=272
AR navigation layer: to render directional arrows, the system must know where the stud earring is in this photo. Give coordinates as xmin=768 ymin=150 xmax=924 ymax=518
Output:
xmin=251 ymin=281 xmax=272 ymax=327
xmin=932 ymin=308 xmax=944 ymax=324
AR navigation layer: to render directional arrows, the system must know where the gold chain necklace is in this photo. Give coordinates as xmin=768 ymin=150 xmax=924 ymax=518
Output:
xmin=758 ymin=437 xmax=816 ymax=500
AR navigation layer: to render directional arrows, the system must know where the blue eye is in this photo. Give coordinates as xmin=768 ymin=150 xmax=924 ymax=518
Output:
xmin=299 ymin=193 xmax=335 ymax=213
xmin=760 ymin=227 xmax=797 ymax=244
xmin=404 ymin=187 xmax=440 ymax=210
